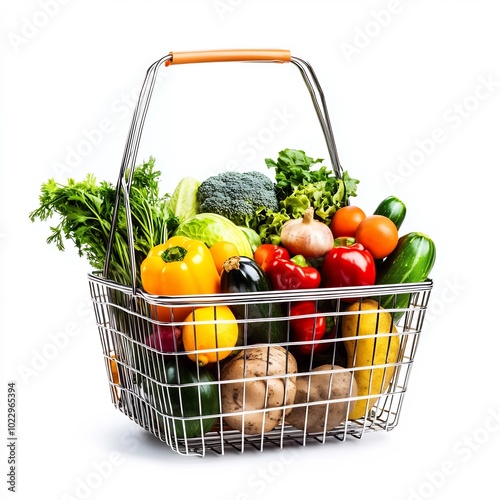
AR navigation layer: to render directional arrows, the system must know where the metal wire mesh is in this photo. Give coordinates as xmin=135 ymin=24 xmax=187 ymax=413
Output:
xmin=89 ymin=271 xmax=432 ymax=456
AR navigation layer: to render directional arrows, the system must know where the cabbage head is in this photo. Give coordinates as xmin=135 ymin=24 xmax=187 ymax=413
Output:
xmin=174 ymin=213 xmax=253 ymax=257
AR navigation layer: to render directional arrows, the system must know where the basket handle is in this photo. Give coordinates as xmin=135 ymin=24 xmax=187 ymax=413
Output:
xmin=105 ymin=50 xmax=343 ymax=291
xmin=166 ymin=49 xmax=291 ymax=65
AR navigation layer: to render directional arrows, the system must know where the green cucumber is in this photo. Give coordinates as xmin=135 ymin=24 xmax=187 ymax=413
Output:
xmin=220 ymin=256 xmax=287 ymax=344
xmin=374 ymin=195 xmax=407 ymax=230
xmin=376 ymin=232 xmax=436 ymax=318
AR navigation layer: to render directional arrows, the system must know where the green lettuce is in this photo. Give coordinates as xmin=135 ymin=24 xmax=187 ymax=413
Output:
xmin=258 ymin=149 xmax=359 ymax=244
xmin=168 ymin=176 xmax=201 ymax=223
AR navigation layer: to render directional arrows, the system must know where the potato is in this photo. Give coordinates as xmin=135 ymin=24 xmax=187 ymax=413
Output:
xmin=221 ymin=346 xmax=297 ymax=434
xmin=341 ymin=299 xmax=400 ymax=420
xmin=286 ymin=365 xmax=357 ymax=433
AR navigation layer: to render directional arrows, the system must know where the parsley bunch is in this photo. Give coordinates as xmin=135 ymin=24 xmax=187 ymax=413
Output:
xmin=29 ymin=157 xmax=178 ymax=286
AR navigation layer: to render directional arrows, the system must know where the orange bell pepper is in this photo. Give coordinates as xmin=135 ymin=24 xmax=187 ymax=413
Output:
xmin=140 ymin=236 xmax=220 ymax=322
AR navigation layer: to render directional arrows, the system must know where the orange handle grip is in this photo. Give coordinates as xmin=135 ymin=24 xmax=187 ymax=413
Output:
xmin=166 ymin=49 xmax=291 ymax=66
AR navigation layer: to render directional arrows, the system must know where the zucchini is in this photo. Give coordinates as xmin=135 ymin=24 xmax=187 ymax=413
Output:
xmin=220 ymin=256 xmax=287 ymax=344
xmin=376 ymin=232 xmax=436 ymax=318
xmin=374 ymin=195 xmax=407 ymax=230
xmin=142 ymin=358 xmax=219 ymax=439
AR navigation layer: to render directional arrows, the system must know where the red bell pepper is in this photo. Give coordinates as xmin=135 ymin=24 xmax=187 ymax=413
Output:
xmin=266 ymin=257 xmax=321 ymax=290
xmin=321 ymin=241 xmax=376 ymax=290
xmin=254 ymin=244 xmax=290 ymax=272
xmin=289 ymin=301 xmax=327 ymax=356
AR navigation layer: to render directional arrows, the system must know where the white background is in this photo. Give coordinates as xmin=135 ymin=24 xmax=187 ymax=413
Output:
xmin=2 ymin=1 xmax=500 ymax=499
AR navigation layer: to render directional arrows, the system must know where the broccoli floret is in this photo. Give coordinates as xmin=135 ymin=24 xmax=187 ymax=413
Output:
xmin=197 ymin=171 xmax=279 ymax=230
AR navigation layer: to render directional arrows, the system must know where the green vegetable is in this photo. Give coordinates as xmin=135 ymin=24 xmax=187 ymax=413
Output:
xmin=266 ymin=148 xmax=326 ymax=196
xmin=376 ymin=232 xmax=436 ymax=319
xmin=220 ymin=256 xmax=287 ymax=344
xmin=266 ymin=148 xmax=358 ymax=220
xmin=168 ymin=176 xmax=201 ymax=223
xmin=197 ymin=170 xmax=279 ymax=231
xmin=374 ymin=195 xmax=407 ymax=230
xmin=260 ymin=148 xmax=359 ymax=244
xmin=238 ymin=226 xmax=262 ymax=253
xmin=254 ymin=207 xmax=291 ymax=246
xmin=290 ymin=254 xmax=308 ymax=267
xmin=141 ymin=358 xmax=219 ymax=439
xmin=29 ymin=157 xmax=178 ymax=285
xmin=175 ymin=213 xmax=253 ymax=257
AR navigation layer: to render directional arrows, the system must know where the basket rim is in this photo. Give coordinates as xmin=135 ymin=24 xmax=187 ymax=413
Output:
xmin=88 ymin=269 xmax=433 ymax=306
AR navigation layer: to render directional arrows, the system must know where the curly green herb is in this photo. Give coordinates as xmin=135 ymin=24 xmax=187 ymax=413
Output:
xmin=29 ymin=157 xmax=178 ymax=285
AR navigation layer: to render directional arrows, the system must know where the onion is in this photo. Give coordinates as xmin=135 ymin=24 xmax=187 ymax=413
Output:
xmin=280 ymin=207 xmax=334 ymax=258
xmin=145 ymin=325 xmax=182 ymax=353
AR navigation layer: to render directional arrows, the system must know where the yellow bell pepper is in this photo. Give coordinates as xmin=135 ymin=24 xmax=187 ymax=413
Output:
xmin=140 ymin=236 xmax=220 ymax=322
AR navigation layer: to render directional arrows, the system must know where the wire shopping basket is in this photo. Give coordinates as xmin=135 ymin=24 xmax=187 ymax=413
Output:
xmin=88 ymin=49 xmax=433 ymax=457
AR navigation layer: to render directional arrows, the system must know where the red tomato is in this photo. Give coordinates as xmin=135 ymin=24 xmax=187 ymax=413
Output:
xmin=355 ymin=215 xmax=398 ymax=260
xmin=330 ymin=206 xmax=366 ymax=238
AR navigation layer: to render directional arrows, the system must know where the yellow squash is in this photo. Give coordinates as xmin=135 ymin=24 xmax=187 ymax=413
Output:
xmin=341 ymin=299 xmax=400 ymax=420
